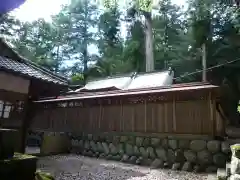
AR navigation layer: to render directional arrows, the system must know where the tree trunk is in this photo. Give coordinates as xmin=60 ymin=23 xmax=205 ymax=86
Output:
xmin=202 ymin=43 xmax=207 ymax=82
xmin=144 ymin=12 xmax=154 ymax=72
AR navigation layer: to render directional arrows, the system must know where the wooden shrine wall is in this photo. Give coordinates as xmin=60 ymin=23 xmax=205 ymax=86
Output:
xmin=30 ymin=89 xmax=224 ymax=137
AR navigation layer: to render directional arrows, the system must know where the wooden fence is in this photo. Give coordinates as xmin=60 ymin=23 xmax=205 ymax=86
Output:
xmin=30 ymin=87 xmax=224 ymax=137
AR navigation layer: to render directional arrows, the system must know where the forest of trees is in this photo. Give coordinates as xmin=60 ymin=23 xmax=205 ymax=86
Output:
xmin=0 ymin=0 xmax=237 ymax=85
xmin=0 ymin=0 xmax=240 ymax=124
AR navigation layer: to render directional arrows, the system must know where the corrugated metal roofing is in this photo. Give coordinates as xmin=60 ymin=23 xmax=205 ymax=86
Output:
xmin=126 ymin=71 xmax=174 ymax=90
xmin=75 ymin=75 xmax=133 ymax=92
xmin=0 ymin=56 xmax=67 ymax=85
xmin=76 ymin=70 xmax=174 ymax=92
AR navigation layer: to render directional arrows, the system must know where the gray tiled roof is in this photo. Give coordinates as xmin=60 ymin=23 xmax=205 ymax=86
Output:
xmin=0 ymin=56 xmax=67 ymax=85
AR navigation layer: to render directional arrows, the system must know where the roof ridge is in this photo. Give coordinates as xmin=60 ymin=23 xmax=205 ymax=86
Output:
xmin=0 ymin=38 xmax=68 ymax=84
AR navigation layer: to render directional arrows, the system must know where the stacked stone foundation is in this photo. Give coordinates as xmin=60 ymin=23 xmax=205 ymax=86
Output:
xmin=68 ymin=133 xmax=232 ymax=173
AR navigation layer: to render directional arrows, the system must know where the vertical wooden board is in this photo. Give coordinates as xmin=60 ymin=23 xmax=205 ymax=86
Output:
xmin=80 ymin=107 xmax=88 ymax=132
xmin=156 ymin=103 xmax=165 ymax=133
xmin=101 ymin=105 xmax=109 ymax=132
xmin=145 ymin=103 xmax=154 ymax=133
xmin=90 ymin=106 xmax=100 ymax=132
xmin=201 ymin=100 xmax=212 ymax=135
xmin=175 ymin=100 xmax=209 ymax=135
xmin=134 ymin=103 xmax=145 ymax=132
xmin=165 ymin=102 xmax=173 ymax=133
xmin=122 ymin=104 xmax=134 ymax=132
xmin=112 ymin=105 xmax=121 ymax=132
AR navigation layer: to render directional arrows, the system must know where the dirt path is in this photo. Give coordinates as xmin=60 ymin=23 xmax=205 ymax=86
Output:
xmin=37 ymin=155 xmax=208 ymax=180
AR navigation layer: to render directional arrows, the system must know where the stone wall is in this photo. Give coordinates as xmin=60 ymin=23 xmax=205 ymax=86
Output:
xmin=70 ymin=133 xmax=231 ymax=173
xmin=27 ymin=131 xmax=232 ymax=173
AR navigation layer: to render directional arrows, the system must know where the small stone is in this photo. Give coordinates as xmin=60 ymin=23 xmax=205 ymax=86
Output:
xmin=161 ymin=139 xmax=168 ymax=148
xmin=90 ymin=141 xmax=97 ymax=152
xmin=207 ymin=140 xmax=221 ymax=153
xmin=140 ymin=147 xmax=148 ymax=158
xmin=179 ymin=140 xmax=190 ymax=149
xmin=167 ymin=149 xmax=175 ymax=164
xmin=129 ymin=156 xmax=138 ymax=164
xmin=136 ymin=157 xmax=143 ymax=165
xmin=117 ymin=143 xmax=125 ymax=155
xmin=175 ymin=149 xmax=185 ymax=163
xmin=136 ymin=137 xmax=144 ymax=147
xmin=193 ymin=165 xmax=201 ymax=173
xmin=190 ymin=140 xmax=206 ymax=152
xmin=142 ymin=158 xmax=152 ymax=166
xmin=109 ymin=143 xmax=118 ymax=155
xmin=106 ymin=154 xmax=113 ymax=160
xmin=128 ymin=136 xmax=135 ymax=145
xmin=120 ymin=136 xmax=128 ymax=143
xmin=213 ymin=153 xmax=227 ymax=167
xmin=133 ymin=146 xmax=140 ymax=156
xmin=172 ymin=163 xmax=181 ymax=170
xmin=84 ymin=141 xmax=90 ymax=150
xmin=112 ymin=155 xmax=121 ymax=161
xmin=169 ymin=139 xmax=178 ymax=150
xmin=156 ymin=148 xmax=167 ymax=161
xmin=230 ymin=174 xmax=240 ymax=180
xmin=126 ymin=144 xmax=134 ymax=156
xmin=99 ymin=153 xmax=105 ymax=158
xmin=87 ymin=134 xmax=93 ymax=140
xmin=113 ymin=136 xmax=120 ymax=144
xmin=147 ymin=147 xmax=156 ymax=159
xmin=222 ymin=141 xmax=231 ymax=154
xmin=164 ymin=162 xmax=170 ymax=168
xmin=197 ymin=150 xmax=213 ymax=165
xmin=205 ymin=166 xmax=217 ymax=173
xmin=151 ymin=138 xmax=160 ymax=147
xmin=184 ymin=150 xmax=197 ymax=163
xmin=143 ymin=138 xmax=150 ymax=147
xmin=97 ymin=142 xmax=104 ymax=153
xmin=102 ymin=142 xmax=109 ymax=155
xmin=150 ymin=158 xmax=163 ymax=169
xmin=121 ymin=154 xmax=129 ymax=162
xmin=182 ymin=162 xmax=193 ymax=172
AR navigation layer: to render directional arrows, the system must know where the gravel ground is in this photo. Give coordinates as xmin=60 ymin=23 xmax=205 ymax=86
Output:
xmin=37 ymin=155 xmax=208 ymax=180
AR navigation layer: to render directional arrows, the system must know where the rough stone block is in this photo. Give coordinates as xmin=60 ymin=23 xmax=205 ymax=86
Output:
xmin=197 ymin=150 xmax=213 ymax=165
xmin=151 ymin=158 xmax=163 ymax=169
xmin=120 ymin=136 xmax=128 ymax=143
xmin=172 ymin=163 xmax=181 ymax=170
xmin=190 ymin=140 xmax=206 ymax=152
xmin=140 ymin=147 xmax=148 ymax=158
xmin=208 ymin=140 xmax=221 ymax=153
xmin=151 ymin=138 xmax=161 ymax=147
xmin=179 ymin=139 xmax=190 ymax=149
xmin=182 ymin=162 xmax=193 ymax=172
xmin=102 ymin=142 xmax=109 ymax=155
xmin=125 ymin=144 xmax=134 ymax=156
xmin=155 ymin=148 xmax=167 ymax=161
xmin=206 ymin=166 xmax=218 ymax=173
xmin=213 ymin=153 xmax=227 ymax=167
xmin=147 ymin=147 xmax=156 ymax=159
xmin=167 ymin=149 xmax=175 ymax=164
xmin=222 ymin=142 xmax=231 ymax=154
xmin=184 ymin=150 xmax=197 ymax=163
xmin=143 ymin=138 xmax=150 ymax=147
xmin=129 ymin=156 xmax=137 ymax=164
xmin=136 ymin=137 xmax=144 ymax=147
xmin=169 ymin=139 xmax=178 ymax=150
xmin=161 ymin=138 xmax=168 ymax=148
